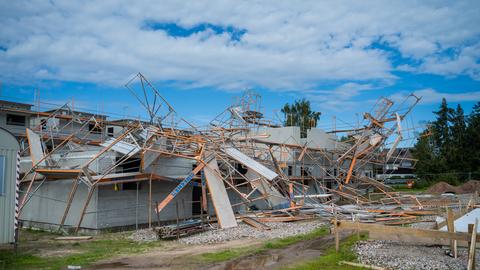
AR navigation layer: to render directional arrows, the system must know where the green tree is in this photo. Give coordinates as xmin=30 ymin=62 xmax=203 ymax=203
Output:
xmin=412 ymin=99 xmax=476 ymax=185
xmin=432 ymin=98 xmax=453 ymax=156
xmin=449 ymin=104 xmax=467 ymax=173
xmin=281 ymin=99 xmax=321 ymax=138
xmin=411 ymin=129 xmax=437 ymax=182
xmin=465 ymin=102 xmax=480 ymax=178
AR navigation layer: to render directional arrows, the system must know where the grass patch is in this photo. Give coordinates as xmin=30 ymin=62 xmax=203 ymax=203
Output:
xmin=199 ymin=226 xmax=329 ymax=263
xmin=282 ymin=233 xmax=368 ymax=270
xmin=393 ymin=186 xmax=428 ymax=193
xmin=0 ymin=236 xmax=162 ymax=270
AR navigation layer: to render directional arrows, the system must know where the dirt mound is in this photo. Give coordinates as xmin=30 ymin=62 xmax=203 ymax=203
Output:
xmin=426 ymin=180 xmax=480 ymax=194
xmin=457 ymin=180 xmax=480 ymax=194
xmin=426 ymin=182 xmax=459 ymax=194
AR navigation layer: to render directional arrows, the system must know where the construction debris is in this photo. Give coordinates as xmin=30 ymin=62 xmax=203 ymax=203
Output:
xmin=6 ymin=71 xmax=480 ymax=269
xmin=156 ymin=219 xmax=207 ymax=239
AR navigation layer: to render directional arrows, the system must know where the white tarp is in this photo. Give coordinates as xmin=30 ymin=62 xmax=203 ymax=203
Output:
xmin=440 ymin=208 xmax=480 ymax=233
xmin=223 ymin=147 xmax=278 ymax=181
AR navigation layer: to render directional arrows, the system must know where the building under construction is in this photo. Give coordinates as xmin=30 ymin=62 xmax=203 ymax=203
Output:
xmin=1 ymin=73 xmax=421 ymax=234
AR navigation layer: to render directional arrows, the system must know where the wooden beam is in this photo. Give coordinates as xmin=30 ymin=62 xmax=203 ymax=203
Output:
xmin=75 ymin=185 xmax=96 ymax=233
xmin=344 ymin=156 xmax=357 ymax=184
xmin=59 ymin=177 xmax=80 ymax=230
xmin=468 ymin=219 xmax=478 ymax=270
xmin=447 ymin=208 xmax=457 ymax=258
xmin=241 ymin=217 xmax=270 ymax=230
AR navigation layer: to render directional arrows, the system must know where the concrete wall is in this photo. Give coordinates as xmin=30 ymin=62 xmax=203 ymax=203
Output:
xmin=145 ymin=157 xmax=195 ymax=178
xmin=96 ymin=181 xmax=193 ymax=228
xmin=20 ymin=180 xmax=98 ymax=230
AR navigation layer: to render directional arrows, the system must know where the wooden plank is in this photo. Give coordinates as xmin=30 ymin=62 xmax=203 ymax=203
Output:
xmin=256 ymin=216 xmax=312 ymax=223
xmin=241 ymin=217 xmax=271 ymax=230
xmin=55 ymin=236 xmax=92 ymax=241
xmin=468 ymin=219 xmax=478 ymax=270
xmin=339 ymin=261 xmax=385 ymax=270
xmin=469 ymin=224 xmax=476 ymax=268
xmin=447 ymin=208 xmax=457 ymax=258
xmin=203 ymin=157 xmax=238 ymax=228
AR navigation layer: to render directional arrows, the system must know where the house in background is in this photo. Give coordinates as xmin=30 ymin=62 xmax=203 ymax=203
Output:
xmin=0 ymin=100 xmax=34 ymax=138
xmin=375 ymin=148 xmax=416 ymax=186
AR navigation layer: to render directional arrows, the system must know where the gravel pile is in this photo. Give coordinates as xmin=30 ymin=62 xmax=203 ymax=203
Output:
xmin=178 ymin=219 xmax=325 ymax=245
xmin=128 ymin=228 xmax=158 ymax=242
xmin=355 ymin=240 xmax=479 ymax=270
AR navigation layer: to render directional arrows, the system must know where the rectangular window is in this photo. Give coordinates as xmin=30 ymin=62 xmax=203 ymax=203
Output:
xmin=107 ymin=127 xmax=114 ymax=137
xmin=287 ymin=166 xmax=293 ymax=176
xmin=6 ymin=114 xmax=26 ymax=126
xmin=0 ymin=155 xmax=5 ymax=195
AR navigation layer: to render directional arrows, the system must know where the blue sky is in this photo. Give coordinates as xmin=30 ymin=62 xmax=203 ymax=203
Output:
xmin=1 ymin=1 xmax=479 ymax=133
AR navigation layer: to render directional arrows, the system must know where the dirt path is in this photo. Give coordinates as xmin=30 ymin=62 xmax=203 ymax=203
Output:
xmin=88 ymin=238 xmax=263 ymax=270
xmin=208 ymin=232 xmax=349 ymax=270
xmin=88 ymin=232 xmax=350 ymax=270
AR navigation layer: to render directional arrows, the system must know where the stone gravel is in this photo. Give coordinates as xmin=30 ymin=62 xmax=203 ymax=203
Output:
xmin=355 ymin=240 xmax=479 ymax=270
xmin=178 ymin=219 xmax=326 ymax=245
xmin=128 ymin=228 xmax=158 ymax=242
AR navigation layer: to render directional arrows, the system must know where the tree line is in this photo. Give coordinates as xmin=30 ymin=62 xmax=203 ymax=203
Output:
xmin=412 ymin=98 xmax=480 ymax=185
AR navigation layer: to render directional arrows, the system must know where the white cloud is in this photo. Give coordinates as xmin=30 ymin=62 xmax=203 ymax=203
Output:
xmin=0 ymin=0 xmax=479 ymax=91
xmin=391 ymin=88 xmax=480 ymax=104
xmin=303 ymin=82 xmax=383 ymax=111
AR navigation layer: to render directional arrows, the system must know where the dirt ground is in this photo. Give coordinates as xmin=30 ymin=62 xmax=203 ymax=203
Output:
xmin=87 ymin=232 xmax=348 ymax=270
xmin=88 ymin=239 xmax=262 ymax=270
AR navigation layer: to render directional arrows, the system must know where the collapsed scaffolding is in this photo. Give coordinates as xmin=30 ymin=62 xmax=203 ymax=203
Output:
xmin=17 ymin=73 xmax=430 ymax=234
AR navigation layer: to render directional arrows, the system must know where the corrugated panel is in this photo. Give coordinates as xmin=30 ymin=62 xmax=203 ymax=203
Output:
xmin=0 ymin=148 xmax=18 ymax=244
xmin=223 ymin=147 xmax=278 ymax=180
